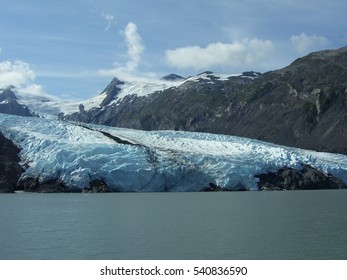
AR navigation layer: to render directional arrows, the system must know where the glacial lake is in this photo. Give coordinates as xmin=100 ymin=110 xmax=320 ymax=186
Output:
xmin=0 ymin=190 xmax=346 ymax=260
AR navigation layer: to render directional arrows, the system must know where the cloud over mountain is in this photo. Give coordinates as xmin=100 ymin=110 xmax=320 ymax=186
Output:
xmin=291 ymin=33 xmax=329 ymax=54
xmin=99 ymin=22 xmax=145 ymax=80
xmin=0 ymin=57 xmax=57 ymax=100
xmin=0 ymin=60 xmax=35 ymax=88
xmin=165 ymin=38 xmax=274 ymax=70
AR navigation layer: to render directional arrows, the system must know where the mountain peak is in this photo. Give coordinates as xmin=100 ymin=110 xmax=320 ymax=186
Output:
xmin=197 ymin=71 xmax=214 ymax=76
xmin=100 ymin=77 xmax=124 ymax=95
xmin=98 ymin=77 xmax=125 ymax=107
xmin=161 ymin=73 xmax=185 ymax=81
xmin=0 ymin=86 xmax=18 ymax=102
xmin=0 ymin=86 xmax=33 ymax=117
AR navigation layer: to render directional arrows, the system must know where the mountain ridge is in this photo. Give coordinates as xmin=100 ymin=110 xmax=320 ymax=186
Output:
xmin=63 ymin=46 xmax=347 ymax=154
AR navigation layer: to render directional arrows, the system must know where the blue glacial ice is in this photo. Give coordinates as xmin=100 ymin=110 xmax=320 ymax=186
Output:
xmin=1 ymin=113 xmax=346 ymax=191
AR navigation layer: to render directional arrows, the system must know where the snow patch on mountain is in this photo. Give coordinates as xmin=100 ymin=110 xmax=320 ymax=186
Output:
xmin=112 ymin=79 xmax=184 ymax=102
xmin=186 ymin=71 xmax=241 ymax=83
xmin=1 ymin=113 xmax=346 ymax=192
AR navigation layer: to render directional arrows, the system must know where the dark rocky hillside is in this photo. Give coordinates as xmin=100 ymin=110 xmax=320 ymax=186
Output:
xmin=64 ymin=46 xmax=347 ymax=154
xmin=0 ymin=87 xmax=33 ymax=117
xmin=256 ymin=164 xmax=347 ymax=191
xmin=0 ymin=132 xmax=24 ymax=193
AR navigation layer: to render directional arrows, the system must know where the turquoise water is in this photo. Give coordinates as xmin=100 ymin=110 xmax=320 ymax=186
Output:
xmin=0 ymin=190 xmax=346 ymax=259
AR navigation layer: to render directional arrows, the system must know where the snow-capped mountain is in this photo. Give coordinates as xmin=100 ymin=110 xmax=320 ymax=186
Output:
xmin=1 ymin=71 xmax=258 ymax=119
xmin=62 ymin=46 xmax=347 ymax=155
xmin=1 ymin=113 xmax=346 ymax=192
xmin=0 ymin=73 xmax=189 ymax=118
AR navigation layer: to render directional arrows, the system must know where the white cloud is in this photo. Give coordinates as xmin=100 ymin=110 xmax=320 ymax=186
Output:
xmin=0 ymin=58 xmax=57 ymax=99
xmin=123 ymin=22 xmax=145 ymax=72
xmin=99 ymin=22 xmax=145 ymax=80
xmin=0 ymin=60 xmax=35 ymax=88
xmin=291 ymin=33 xmax=329 ymax=54
xmin=15 ymin=84 xmax=61 ymax=101
xmin=165 ymin=38 xmax=274 ymax=70
xmin=101 ymin=12 xmax=116 ymax=31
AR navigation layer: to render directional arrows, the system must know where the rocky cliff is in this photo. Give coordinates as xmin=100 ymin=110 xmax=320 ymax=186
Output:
xmin=256 ymin=164 xmax=347 ymax=191
xmin=0 ymin=132 xmax=24 ymax=193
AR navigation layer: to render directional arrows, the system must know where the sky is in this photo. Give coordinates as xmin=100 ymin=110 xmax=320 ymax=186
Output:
xmin=0 ymin=0 xmax=347 ymax=100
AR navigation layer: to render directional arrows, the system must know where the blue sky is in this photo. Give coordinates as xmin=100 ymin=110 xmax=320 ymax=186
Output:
xmin=0 ymin=0 xmax=347 ymax=99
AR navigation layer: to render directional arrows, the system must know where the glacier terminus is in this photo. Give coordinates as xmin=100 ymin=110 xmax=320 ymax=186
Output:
xmin=1 ymin=113 xmax=346 ymax=192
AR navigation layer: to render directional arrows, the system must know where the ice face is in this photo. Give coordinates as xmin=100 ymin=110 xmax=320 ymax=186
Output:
xmin=1 ymin=113 xmax=346 ymax=191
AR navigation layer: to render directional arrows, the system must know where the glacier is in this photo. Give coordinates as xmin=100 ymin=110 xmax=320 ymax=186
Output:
xmin=1 ymin=112 xmax=347 ymax=191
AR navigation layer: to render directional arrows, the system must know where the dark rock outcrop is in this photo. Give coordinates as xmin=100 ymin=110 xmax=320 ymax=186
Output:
xmin=200 ymin=182 xmax=248 ymax=192
xmin=83 ymin=179 xmax=110 ymax=193
xmin=255 ymin=164 xmax=347 ymax=191
xmin=200 ymin=183 xmax=232 ymax=192
xmin=17 ymin=177 xmax=81 ymax=193
xmin=0 ymin=132 xmax=24 ymax=193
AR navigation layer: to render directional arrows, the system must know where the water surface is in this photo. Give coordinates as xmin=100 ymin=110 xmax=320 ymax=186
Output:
xmin=0 ymin=190 xmax=346 ymax=259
